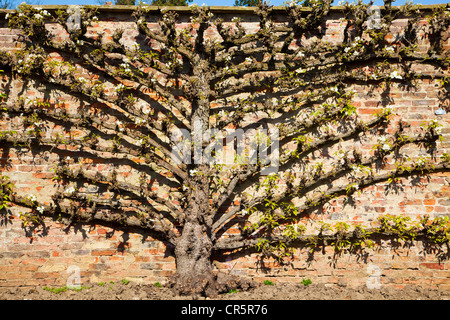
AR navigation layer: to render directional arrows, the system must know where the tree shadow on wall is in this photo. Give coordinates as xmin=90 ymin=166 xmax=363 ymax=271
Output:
xmin=0 ymin=208 xmax=12 ymax=228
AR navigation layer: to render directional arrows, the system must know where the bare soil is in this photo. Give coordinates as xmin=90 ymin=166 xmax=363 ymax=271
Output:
xmin=0 ymin=281 xmax=449 ymax=300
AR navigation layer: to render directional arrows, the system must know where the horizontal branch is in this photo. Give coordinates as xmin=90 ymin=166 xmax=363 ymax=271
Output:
xmin=211 ymin=126 xmax=441 ymax=237
xmin=55 ymin=166 xmax=183 ymax=218
xmin=214 ymin=161 xmax=450 ymax=251
xmin=9 ymin=193 xmax=178 ymax=244
xmin=0 ymin=105 xmax=187 ymax=180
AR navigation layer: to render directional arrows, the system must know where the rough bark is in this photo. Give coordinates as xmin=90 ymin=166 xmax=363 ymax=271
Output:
xmin=171 ymin=220 xmax=218 ymax=296
xmin=171 ymin=218 xmax=256 ymax=297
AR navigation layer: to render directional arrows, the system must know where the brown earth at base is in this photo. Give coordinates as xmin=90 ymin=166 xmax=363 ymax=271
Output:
xmin=0 ymin=281 xmax=449 ymax=300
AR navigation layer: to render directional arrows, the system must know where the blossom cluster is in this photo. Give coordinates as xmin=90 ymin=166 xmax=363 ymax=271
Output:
xmin=378 ymin=136 xmax=391 ymax=151
xmin=64 ymin=186 xmax=76 ymax=195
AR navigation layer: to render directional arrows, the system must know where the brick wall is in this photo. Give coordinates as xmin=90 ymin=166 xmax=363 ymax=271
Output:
xmin=0 ymin=4 xmax=449 ymax=290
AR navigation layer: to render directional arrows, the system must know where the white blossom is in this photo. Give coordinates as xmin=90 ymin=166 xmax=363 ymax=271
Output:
xmin=385 ymin=46 xmax=395 ymax=52
xmin=77 ymin=40 xmax=84 ymax=46
xmin=245 ymin=57 xmax=252 ymax=63
xmin=189 ymin=169 xmax=198 ymax=176
xmin=352 ymin=165 xmax=361 ymax=174
xmin=417 ymin=158 xmax=426 ymax=167
xmin=5 ymin=13 xmax=9 ymax=19
xmin=382 ymin=143 xmax=391 ymax=151
xmin=297 ymin=51 xmax=305 ymax=58
xmin=378 ymin=136 xmax=387 ymax=144
xmin=114 ymin=83 xmax=125 ymax=92
xmin=344 ymin=47 xmax=351 ymax=53
xmin=390 ymin=70 xmax=402 ymax=80
xmin=336 ymin=151 xmax=346 ymax=165
xmin=182 ymin=185 xmax=189 ymax=191
xmin=240 ymin=209 xmax=247 ymax=216
xmin=352 ymin=37 xmax=361 ymax=46
xmin=295 ymin=68 xmax=305 ymax=74
xmin=34 ymin=13 xmax=43 ymax=20
xmin=65 ymin=186 xmax=76 ymax=194
xmin=36 ymin=206 xmax=45 ymax=214
xmin=134 ymin=118 xmax=146 ymax=125
xmin=27 ymin=194 xmax=37 ymax=202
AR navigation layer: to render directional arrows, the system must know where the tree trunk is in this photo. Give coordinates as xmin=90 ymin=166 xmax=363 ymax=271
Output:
xmin=171 ymin=220 xmax=219 ymax=296
xmin=168 ymin=170 xmax=220 ymax=296
xmin=169 ymin=175 xmax=256 ymax=297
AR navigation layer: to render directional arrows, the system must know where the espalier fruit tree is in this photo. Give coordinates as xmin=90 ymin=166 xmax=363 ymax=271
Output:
xmin=0 ymin=0 xmax=449 ymax=296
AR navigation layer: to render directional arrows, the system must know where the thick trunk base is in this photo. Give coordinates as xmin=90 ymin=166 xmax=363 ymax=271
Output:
xmin=170 ymin=218 xmax=256 ymax=297
xmin=169 ymin=271 xmax=257 ymax=297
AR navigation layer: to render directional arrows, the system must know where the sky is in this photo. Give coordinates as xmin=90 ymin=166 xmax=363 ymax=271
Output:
xmin=18 ymin=0 xmax=450 ymax=8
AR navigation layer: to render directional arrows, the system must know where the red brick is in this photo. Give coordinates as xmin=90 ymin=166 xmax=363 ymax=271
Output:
xmin=91 ymin=250 xmax=116 ymax=256
xmin=423 ymin=199 xmax=436 ymax=206
xmin=420 ymin=263 xmax=445 ymax=270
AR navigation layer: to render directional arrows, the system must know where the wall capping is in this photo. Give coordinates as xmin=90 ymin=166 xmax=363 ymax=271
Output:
xmin=0 ymin=3 xmax=447 ymax=15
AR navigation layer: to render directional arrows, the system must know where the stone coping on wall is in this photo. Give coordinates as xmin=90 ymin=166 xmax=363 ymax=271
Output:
xmin=0 ymin=3 xmax=447 ymax=15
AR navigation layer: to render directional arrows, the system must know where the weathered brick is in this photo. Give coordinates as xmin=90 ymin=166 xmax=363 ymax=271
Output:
xmin=419 ymin=263 xmax=445 ymax=270
xmin=91 ymin=250 xmax=116 ymax=256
